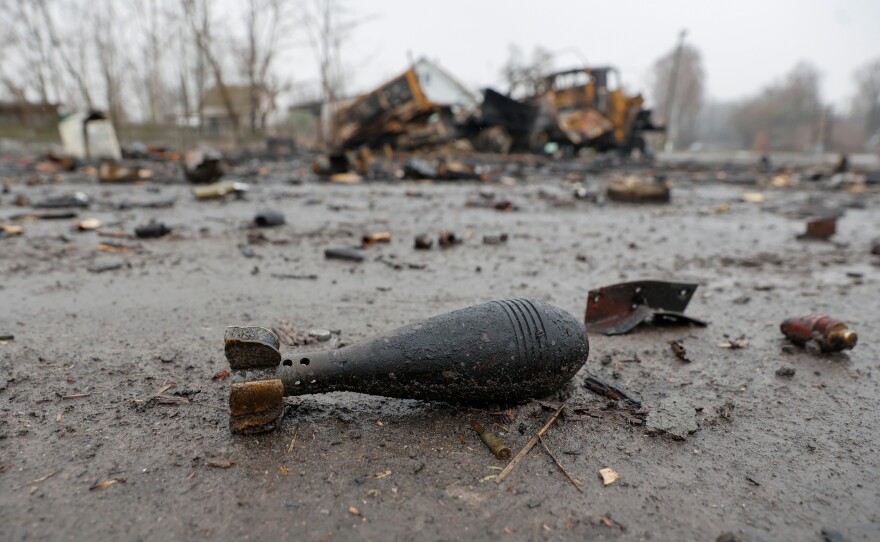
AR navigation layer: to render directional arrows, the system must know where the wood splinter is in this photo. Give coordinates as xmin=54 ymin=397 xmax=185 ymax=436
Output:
xmin=495 ymin=401 xmax=567 ymax=484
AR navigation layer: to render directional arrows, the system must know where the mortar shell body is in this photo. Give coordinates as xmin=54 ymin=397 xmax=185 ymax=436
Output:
xmin=279 ymin=298 xmax=589 ymax=403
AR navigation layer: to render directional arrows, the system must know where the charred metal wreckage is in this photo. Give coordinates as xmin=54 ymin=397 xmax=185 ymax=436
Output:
xmin=326 ymin=59 xmax=662 ymax=159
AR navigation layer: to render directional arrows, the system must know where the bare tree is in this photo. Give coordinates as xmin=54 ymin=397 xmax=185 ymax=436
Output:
xmin=1 ymin=0 xmax=66 ymax=107
xmin=499 ymin=44 xmax=554 ymax=98
xmin=91 ymin=0 xmax=127 ymax=124
xmin=183 ymin=0 xmax=241 ymax=141
xmin=851 ymin=57 xmax=880 ymax=140
xmin=650 ymin=42 xmax=704 ymax=148
xmin=731 ymin=62 xmax=823 ymax=151
xmin=303 ymin=0 xmax=363 ymax=144
xmin=235 ymin=0 xmax=293 ymax=133
xmin=36 ymin=0 xmax=93 ymax=109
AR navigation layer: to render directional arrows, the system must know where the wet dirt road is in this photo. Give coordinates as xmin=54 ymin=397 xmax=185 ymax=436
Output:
xmin=1 ymin=170 xmax=879 ymax=541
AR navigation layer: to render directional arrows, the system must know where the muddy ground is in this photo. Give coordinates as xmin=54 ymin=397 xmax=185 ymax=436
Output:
xmin=1 ymin=153 xmax=879 ymax=541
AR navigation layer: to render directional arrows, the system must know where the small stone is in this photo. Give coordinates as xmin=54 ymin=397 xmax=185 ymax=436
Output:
xmin=821 ymin=528 xmax=848 ymax=542
xmin=775 ymin=366 xmax=796 ymax=378
xmin=134 ymin=219 xmax=171 ymax=239
xmin=308 ymin=329 xmax=332 ymax=342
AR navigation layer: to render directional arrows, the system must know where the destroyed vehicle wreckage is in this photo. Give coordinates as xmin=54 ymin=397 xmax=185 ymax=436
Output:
xmin=331 ymin=62 xmax=662 ymax=156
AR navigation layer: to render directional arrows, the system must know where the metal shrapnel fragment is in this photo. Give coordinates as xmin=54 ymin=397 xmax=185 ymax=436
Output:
xmin=585 ymin=280 xmax=706 ymax=335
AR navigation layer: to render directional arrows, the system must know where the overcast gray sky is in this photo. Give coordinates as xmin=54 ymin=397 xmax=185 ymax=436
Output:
xmin=289 ymin=0 xmax=880 ymax=109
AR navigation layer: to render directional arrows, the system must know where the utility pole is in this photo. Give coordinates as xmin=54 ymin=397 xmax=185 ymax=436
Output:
xmin=663 ymin=29 xmax=687 ymax=152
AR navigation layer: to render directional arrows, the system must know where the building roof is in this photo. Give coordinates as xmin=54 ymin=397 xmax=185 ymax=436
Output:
xmin=202 ymin=85 xmax=269 ymax=113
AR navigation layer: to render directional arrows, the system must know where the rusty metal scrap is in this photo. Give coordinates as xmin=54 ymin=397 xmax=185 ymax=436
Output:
xmin=797 ymin=215 xmax=838 ymax=240
xmin=585 ymin=280 xmax=707 ymax=335
xmin=183 ymin=148 xmax=224 ymax=184
xmin=334 ymin=66 xmax=456 ymax=151
xmin=469 ymin=67 xmax=663 ymax=155
xmin=332 ymin=62 xmax=660 ymax=156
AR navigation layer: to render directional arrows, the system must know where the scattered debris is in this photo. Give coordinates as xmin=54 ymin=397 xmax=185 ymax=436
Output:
xmin=134 ymin=219 xmax=171 ymax=239
xmin=362 ymin=231 xmax=391 ymax=247
xmin=820 ymin=527 xmax=848 ymax=542
xmin=871 ymin=238 xmax=880 ymax=256
xmin=582 ymin=375 xmax=642 ymax=408
xmin=75 ymin=218 xmax=102 ymax=231
xmin=114 ymin=197 xmax=176 ymax=210
xmin=646 ymin=397 xmax=697 ymax=440
xmin=438 ymin=230 xmax=459 ymax=248
xmin=775 ymin=366 xmax=796 ymax=378
xmin=271 ymin=273 xmax=318 ymax=280
xmin=798 ymin=215 xmax=839 ymax=241
xmin=10 ymin=211 xmax=78 ymax=221
xmin=598 ymin=467 xmax=619 ymax=486
xmin=607 ymin=175 xmax=670 ymax=203
xmin=192 ymin=180 xmax=249 ymax=200
xmin=414 ymin=234 xmax=433 ymax=250
xmin=32 ymin=192 xmax=90 ymax=209
xmin=740 ymin=192 xmax=768 ymax=203
xmin=780 ymin=315 xmax=858 ymax=353
xmin=87 ymin=262 xmax=125 ymax=274
xmin=1 ymin=224 xmax=24 ymax=237
xmin=98 ymin=162 xmax=151 ymax=183
xmin=472 ymin=422 xmax=511 ymax=460
xmin=716 ymin=533 xmax=745 ymax=542
xmin=328 ymin=172 xmax=362 ymax=184
xmin=206 ymin=459 xmax=234 ymax=469
xmin=97 ymin=241 xmax=135 ymax=253
xmin=212 ymin=370 xmax=231 ymax=381
xmin=585 ymin=280 xmax=707 ymax=335
xmin=669 ymin=339 xmax=690 ymax=362
xmin=254 ymin=209 xmax=285 ymax=227
xmin=325 ymin=246 xmax=364 ymax=262
xmin=718 ymin=336 xmax=749 ymax=349
xmin=89 ymin=478 xmax=125 ymax=491
xmin=482 ymin=233 xmax=509 ymax=245
xmin=184 ymin=148 xmax=224 ymax=183
xmin=34 ymin=153 xmax=76 ymax=173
